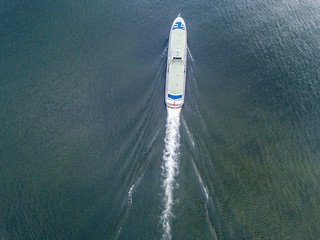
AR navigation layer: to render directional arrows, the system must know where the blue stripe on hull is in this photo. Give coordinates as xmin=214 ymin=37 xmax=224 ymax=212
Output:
xmin=168 ymin=94 xmax=182 ymax=100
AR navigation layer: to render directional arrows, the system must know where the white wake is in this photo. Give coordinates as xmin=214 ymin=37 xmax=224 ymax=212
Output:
xmin=160 ymin=107 xmax=181 ymax=240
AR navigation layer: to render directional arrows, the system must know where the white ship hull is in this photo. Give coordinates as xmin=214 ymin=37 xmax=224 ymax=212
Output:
xmin=165 ymin=17 xmax=187 ymax=108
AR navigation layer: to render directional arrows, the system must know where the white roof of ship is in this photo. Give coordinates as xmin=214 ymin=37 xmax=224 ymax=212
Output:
xmin=168 ymin=20 xmax=186 ymax=94
xmin=168 ymin=60 xmax=184 ymax=94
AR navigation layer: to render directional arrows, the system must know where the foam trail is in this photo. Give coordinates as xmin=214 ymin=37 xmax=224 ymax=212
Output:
xmin=191 ymin=159 xmax=209 ymax=202
xmin=114 ymin=175 xmax=144 ymax=240
xmin=181 ymin=117 xmax=195 ymax=149
xmin=187 ymin=46 xmax=194 ymax=62
xmin=127 ymin=184 xmax=135 ymax=205
xmin=161 ymin=46 xmax=168 ymax=58
xmin=160 ymin=107 xmax=181 ymax=240
xmin=191 ymin=159 xmax=218 ymax=239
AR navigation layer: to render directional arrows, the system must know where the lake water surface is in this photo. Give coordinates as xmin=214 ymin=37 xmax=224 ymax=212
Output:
xmin=1 ymin=0 xmax=320 ymax=239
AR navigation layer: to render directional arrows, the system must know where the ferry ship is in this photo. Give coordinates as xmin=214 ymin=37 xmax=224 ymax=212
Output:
xmin=165 ymin=17 xmax=187 ymax=108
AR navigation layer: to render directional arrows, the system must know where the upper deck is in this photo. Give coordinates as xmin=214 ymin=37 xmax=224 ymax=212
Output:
xmin=167 ymin=17 xmax=187 ymax=95
xmin=168 ymin=60 xmax=184 ymax=94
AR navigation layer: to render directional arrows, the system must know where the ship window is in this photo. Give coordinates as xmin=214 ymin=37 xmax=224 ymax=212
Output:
xmin=173 ymin=57 xmax=182 ymax=60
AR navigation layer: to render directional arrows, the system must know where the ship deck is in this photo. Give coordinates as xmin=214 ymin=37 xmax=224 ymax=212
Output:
xmin=168 ymin=60 xmax=184 ymax=94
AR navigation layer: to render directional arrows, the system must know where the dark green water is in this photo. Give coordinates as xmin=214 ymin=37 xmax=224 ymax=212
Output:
xmin=1 ymin=0 xmax=320 ymax=239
